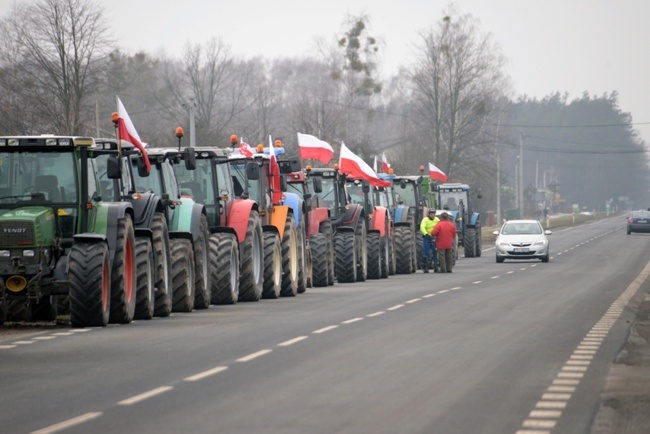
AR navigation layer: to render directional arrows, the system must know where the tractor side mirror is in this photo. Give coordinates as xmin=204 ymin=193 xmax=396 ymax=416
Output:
xmin=362 ymin=181 xmax=370 ymax=194
xmin=106 ymin=155 xmax=122 ymax=179
xmin=476 ymin=188 xmax=483 ymax=199
xmin=185 ymin=148 xmax=196 ymax=170
xmin=246 ymin=161 xmax=260 ymax=180
xmin=400 ymin=180 xmax=407 ymax=189
xmin=312 ymin=176 xmax=323 ymax=193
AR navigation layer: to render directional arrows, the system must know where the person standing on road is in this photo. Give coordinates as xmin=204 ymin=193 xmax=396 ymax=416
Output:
xmin=431 ymin=212 xmax=457 ymax=273
xmin=420 ymin=209 xmax=440 ymax=273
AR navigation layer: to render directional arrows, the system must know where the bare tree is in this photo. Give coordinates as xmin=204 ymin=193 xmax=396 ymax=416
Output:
xmin=3 ymin=0 xmax=112 ymax=134
xmin=407 ymin=6 xmax=510 ymax=180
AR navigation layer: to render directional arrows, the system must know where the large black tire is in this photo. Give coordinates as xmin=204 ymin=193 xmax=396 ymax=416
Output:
xmin=209 ymin=233 xmax=239 ymax=305
xmin=320 ymin=221 xmax=335 ymax=286
xmin=262 ymin=232 xmax=282 ymax=299
xmin=475 ymin=223 xmax=482 ymax=257
xmin=238 ymin=210 xmax=263 ymax=302
xmin=280 ymin=214 xmax=299 ymax=297
xmin=192 ymin=214 xmax=211 ymax=310
xmin=170 ymin=238 xmax=195 ymax=312
xmin=134 ymin=237 xmax=154 ymax=320
xmin=296 ymin=227 xmax=308 ymax=294
xmin=310 ymin=233 xmax=329 ymax=287
xmin=69 ymin=242 xmax=111 ymax=327
xmin=152 ymin=213 xmax=172 ymax=317
xmin=355 ymin=219 xmax=367 ymax=282
xmin=464 ymin=227 xmax=477 ymax=258
xmin=388 ymin=234 xmax=396 ymax=276
xmin=415 ymin=231 xmax=423 ymax=271
xmin=394 ymin=226 xmax=413 ymax=274
xmin=380 ymin=236 xmax=390 ymax=279
xmin=367 ymin=232 xmax=381 ymax=279
xmin=109 ymin=214 xmax=136 ymax=324
xmin=334 ymin=231 xmax=356 ymax=283
xmin=6 ymin=299 xmax=28 ymax=322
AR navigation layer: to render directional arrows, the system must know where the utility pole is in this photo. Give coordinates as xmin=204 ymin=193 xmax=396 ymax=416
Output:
xmin=519 ymin=133 xmax=525 ymax=218
xmin=189 ymin=97 xmax=196 ymax=148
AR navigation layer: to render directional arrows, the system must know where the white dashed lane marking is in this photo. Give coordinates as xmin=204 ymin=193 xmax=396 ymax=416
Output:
xmin=118 ymin=386 xmax=174 ymax=405
xmin=278 ymin=336 xmax=309 ymax=346
xmin=31 ymin=412 xmax=103 ymax=434
xmin=387 ymin=304 xmax=404 ymax=311
xmin=313 ymin=325 xmax=338 ymax=334
xmin=236 ymin=349 xmax=273 ymax=362
xmin=184 ymin=366 xmax=228 ymax=382
xmin=342 ymin=318 xmax=364 ymax=324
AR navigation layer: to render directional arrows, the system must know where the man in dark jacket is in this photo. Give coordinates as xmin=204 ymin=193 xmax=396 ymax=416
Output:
xmin=431 ymin=212 xmax=457 ymax=273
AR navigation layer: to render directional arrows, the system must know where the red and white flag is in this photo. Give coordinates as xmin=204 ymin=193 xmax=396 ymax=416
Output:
xmin=297 ymin=132 xmax=334 ymax=164
xmin=338 ymin=142 xmax=390 ymax=188
xmin=381 ymin=152 xmax=391 ymax=173
xmin=268 ymin=136 xmax=282 ymax=204
xmin=239 ymin=138 xmax=254 ymax=158
xmin=116 ymin=96 xmax=151 ymax=173
xmin=428 ymin=162 xmax=447 ymax=182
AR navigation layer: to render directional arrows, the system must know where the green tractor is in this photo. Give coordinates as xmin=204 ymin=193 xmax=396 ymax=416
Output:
xmin=0 ymin=136 xmax=137 ymax=327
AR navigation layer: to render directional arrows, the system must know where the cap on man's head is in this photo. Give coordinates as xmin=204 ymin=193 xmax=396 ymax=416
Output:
xmin=428 ymin=209 xmax=436 ymax=215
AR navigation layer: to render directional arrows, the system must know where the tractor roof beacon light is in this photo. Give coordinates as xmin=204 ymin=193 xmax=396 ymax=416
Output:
xmin=230 ymin=134 xmax=238 ymax=149
xmin=176 ymin=127 xmax=184 ymax=151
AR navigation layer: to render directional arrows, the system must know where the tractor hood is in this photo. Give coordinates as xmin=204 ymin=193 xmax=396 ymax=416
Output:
xmin=0 ymin=206 xmax=56 ymax=248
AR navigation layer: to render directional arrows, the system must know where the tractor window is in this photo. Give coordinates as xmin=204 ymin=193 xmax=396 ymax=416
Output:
xmin=161 ymin=161 xmax=180 ymax=199
xmin=175 ymin=158 xmax=211 ymax=205
xmin=287 ymin=181 xmax=304 ymax=197
xmin=131 ymin=158 xmax=163 ymax=195
xmin=214 ymin=162 xmax=231 ymax=202
xmin=0 ymin=151 xmax=77 ymax=204
xmin=439 ymin=191 xmax=467 ymax=210
xmin=398 ymin=182 xmax=417 ymax=206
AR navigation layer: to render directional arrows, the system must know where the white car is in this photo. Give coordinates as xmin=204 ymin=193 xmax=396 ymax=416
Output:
xmin=493 ymin=220 xmax=551 ymax=263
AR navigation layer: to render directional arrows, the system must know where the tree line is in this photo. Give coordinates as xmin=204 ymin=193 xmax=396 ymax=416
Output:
xmin=0 ymin=0 xmax=647 ymax=214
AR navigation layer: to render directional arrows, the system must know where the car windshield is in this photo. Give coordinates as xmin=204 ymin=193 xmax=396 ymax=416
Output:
xmin=502 ymin=222 xmax=542 ymax=235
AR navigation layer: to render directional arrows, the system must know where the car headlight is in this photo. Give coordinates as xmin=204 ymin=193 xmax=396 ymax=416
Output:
xmin=498 ymin=241 xmax=510 ymax=247
xmin=533 ymin=239 xmax=547 ymax=246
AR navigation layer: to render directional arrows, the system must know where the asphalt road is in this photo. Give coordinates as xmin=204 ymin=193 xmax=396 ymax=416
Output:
xmin=1 ymin=216 xmax=648 ymax=434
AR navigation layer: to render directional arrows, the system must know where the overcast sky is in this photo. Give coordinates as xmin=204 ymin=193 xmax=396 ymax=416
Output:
xmin=2 ymin=0 xmax=649 ymax=144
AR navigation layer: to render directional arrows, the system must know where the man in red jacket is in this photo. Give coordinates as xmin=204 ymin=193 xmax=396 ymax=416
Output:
xmin=431 ymin=212 xmax=457 ymax=273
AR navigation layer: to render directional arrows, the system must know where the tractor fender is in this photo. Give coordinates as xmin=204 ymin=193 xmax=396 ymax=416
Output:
xmin=340 ymin=204 xmax=364 ymax=231
xmin=393 ymin=205 xmax=409 ymax=224
xmin=282 ymin=192 xmax=302 ymax=229
xmin=308 ymin=208 xmax=330 ymax=237
xmin=469 ymin=212 xmax=480 ymax=227
xmin=212 ymin=226 xmax=238 ymax=238
xmin=97 ymin=202 xmax=135 ymax=265
xmin=228 ymin=198 xmax=258 ymax=243
xmin=270 ymin=205 xmax=293 ymax=240
xmin=129 ymin=191 xmax=159 ymax=229
xmin=170 ymin=197 xmax=206 ymax=243
xmin=371 ymin=206 xmax=389 ymax=237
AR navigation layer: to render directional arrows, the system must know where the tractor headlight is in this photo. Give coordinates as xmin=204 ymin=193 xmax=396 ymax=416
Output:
xmin=0 ymin=250 xmax=10 ymax=257
xmin=22 ymin=250 xmax=35 ymax=257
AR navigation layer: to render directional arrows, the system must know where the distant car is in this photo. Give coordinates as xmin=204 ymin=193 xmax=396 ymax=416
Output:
xmin=493 ymin=219 xmax=551 ymax=263
xmin=627 ymin=210 xmax=650 ymax=234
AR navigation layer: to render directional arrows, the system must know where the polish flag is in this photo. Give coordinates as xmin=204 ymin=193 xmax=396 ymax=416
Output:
xmin=297 ymin=132 xmax=334 ymax=164
xmin=381 ymin=152 xmax=391 ymax=173
xmin=239 ymin=139 xmax=254 ymax=158
xmin=117 ymin=96 xmax=151 ymax=173
xmin=428 ymin=162 xmax=448 ymax=182
xmin=339 ymin=142 xmax=390 ymax=188
xmin=268 ymin=136 xmax=282 ymax=204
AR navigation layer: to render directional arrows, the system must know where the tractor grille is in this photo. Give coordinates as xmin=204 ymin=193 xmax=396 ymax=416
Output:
xmin=0 ymin=221 xmax=35 ymax=246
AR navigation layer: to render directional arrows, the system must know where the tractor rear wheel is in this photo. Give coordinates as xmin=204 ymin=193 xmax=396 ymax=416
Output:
xmin=134 ymin=237 xmax=154 ymax=320
xmin=210 ymin=233 xmax=239 ymax=305
xmin=262 ymin=232 xmax=282 ymax=299
xmin=310 ymin=233 xmax=329 ymax=287
xmin=367 ymin=232 xmax=381 ymax=279
xmin=69 ymin=242 xmax=110 ymax=327
xmin=238 ymin=210 xmax=264 ymax=302
xmin=394 ymin=226 xmax=412 ymax=274
xmin=193 ymin=214 xmax=211 ymax=309
xmin=296 ymin=227 xmax=308 ymax=294
xmin=170 ymin=238 xmax=195 ymax=312
xmin=152 ymin=213 xmax=172 ymax=317
xmin=334 ymin=231 xmax=356 ymax=283
xmin=464 ymin=227 xmax=477 ymax=258
xmin=109 ymin=215 xmax=136 ymax=324
xmin=355 ymin=219 xmax=367 ymax=282
xmin=280 ymin=214 xmax=299 ymax=297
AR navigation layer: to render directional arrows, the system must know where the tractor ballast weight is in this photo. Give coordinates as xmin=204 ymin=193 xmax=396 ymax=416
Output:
xmin=436 ymin=182 xmax=482 ymax=258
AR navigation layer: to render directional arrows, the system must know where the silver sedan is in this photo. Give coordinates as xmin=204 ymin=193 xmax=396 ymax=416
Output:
xmin=493 ymin=220 xmax=551 ymax=263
